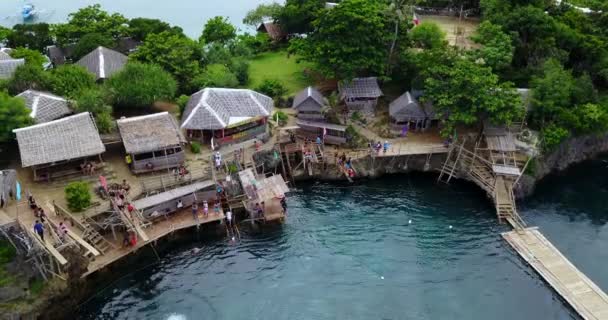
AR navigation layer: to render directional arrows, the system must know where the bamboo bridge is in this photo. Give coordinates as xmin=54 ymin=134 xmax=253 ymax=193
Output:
xmin=438 ymin=129 xmax=608 ymax=320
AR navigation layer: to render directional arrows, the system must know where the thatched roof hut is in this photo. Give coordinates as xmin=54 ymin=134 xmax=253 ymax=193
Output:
xmin=117 ymin=112 xmax=185 ymax=155
xmin=17 ymin=90 xmax=72 ymax=124
xmin=13 ymin=112 xmax=105 ymax=168
xmin=0 ymin=170 xmax=16 ymax=207
xmin=292 ymin=86 xmax=327 ymax=111
xmin=181 ymin=88 xmax=273 ymax=130
xmin=0 ymin=58 xmax=24 ymax=79
xmin=257 ymin=22 xmax=287 ymax=41
xmin=389 ymin=91 xmax=437 ymax=120
xmin=338 ymin=77 xmax=383 ymax=101
xmin=76 ymin=46 xmax=127 ymax=80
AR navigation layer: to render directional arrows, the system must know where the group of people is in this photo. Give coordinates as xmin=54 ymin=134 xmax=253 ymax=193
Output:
xmin=336 ymin=153 xmax=356 ymax=178
xmin=371 ymin=141 xmax=390 ymax=154
xmin=173 ymin=164 xmax=189 ymax=180
xmin=80 ymin=161 xmax=97 ymax=175
xmin=186 ymin=198 xmax=222 ymax=221
xmin=29 ymin=194 xmax=70 ymax=243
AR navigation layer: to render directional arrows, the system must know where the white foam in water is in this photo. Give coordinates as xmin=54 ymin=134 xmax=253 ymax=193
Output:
xmin=167 ymin=313 xmax=187 ymax=320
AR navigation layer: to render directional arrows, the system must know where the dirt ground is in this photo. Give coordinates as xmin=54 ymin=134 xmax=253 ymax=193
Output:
xmin=420 ymin=15 xmax=480 ymax=49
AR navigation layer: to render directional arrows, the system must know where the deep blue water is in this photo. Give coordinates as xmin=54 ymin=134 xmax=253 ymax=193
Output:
xmin=78 ymin=157 xmax=608 ymax=319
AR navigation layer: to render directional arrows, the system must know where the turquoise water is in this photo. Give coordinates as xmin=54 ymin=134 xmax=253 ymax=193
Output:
xmin=0 ymin=0 xmax=275 ymax=38
xmin=78 ymin=159 xmax=608 ymax=319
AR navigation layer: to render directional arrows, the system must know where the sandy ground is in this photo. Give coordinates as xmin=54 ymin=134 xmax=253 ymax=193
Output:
xmin=420 ymin=15 xmax=480 ymax=49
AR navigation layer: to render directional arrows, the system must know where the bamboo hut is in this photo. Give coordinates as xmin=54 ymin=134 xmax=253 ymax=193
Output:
xmin=181 ymin=88 xmax=273 ymax=148
xmin=17 ymin=90 xmax=72 ymax=124
xmin=293 ymin=86 xmax=327 ymax=121
xmin=296 ymin=119 xmax=347 ymax=145
xmin=117 ymin=112 xmax=186 ymax=174
xmin=76 ymin=46 xmax=127 ymax=81
xmin=13 ymin=112 xmax=106 ymax=181
xmin=0 ymin=170 xmax=16 ymax=208
xmin=0 ymin=58 xmax=24 ymax=79
xmin=338 ymin=77 xmax=383 ymax=113
xmin=389 ymin=91 xmax=438 ymax=132
xmin=257 ymin=21 xmax=287 ymax=42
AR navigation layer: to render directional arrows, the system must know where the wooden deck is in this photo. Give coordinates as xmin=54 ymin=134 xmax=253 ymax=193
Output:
xmin=83 ymin=209 xmax=225 ymax=277
xmin=503 ymin=228 xmax=608 ymax=320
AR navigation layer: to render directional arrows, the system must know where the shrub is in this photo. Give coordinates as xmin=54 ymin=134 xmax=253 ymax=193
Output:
xmin=95 ymin=111 xmax=115 ymax=134
xmin=190 ymin=141 xmax=201 ymax=154
xmin=106 ymin=62 xmax=177 ymax=108
xmin=49 ymin=65 xmax=96 ymax=98
xmin=272 ymin=111 xmax=288 ymax=126
xmin=65 ymin=181 xmax=91 ymax=212
xmin=229 ymin=58 xmax=250 ymax=85
xmin=542 ymin=124 xmax=569 ymax=151
xmin=8 ymin=64 xmax=51 ymax=95
xmin=0 ymin=240 xmax=16 ymax=264
xmin=255 ymin=78 xmax=287 ymax=100
xmin=192 ymin=64 xmax=239 ymax=88
xmin=176 ymin=94 xmax=190 ymax=116
xmin=9 ymin=47 xmax=47 ymax=68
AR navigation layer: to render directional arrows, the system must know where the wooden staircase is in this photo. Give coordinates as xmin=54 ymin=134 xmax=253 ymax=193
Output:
xmin=494 ymin=176 xmax=526 ymax=230
xmin=81 ymin=223 xmax=112 ymax=256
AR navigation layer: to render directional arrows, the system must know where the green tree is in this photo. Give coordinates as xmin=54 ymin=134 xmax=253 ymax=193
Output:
xmin=64 ymin=181 xmax=92 ymax=212
xmin=9 ymin=47 xmax=47 ymax=68
xmin=229 ymin=58 xmax=250 ymax=85
xmin=385 ymin=0 xmax=418 ymax=68
xmin=72 ymin=33 xmax=115 ymax=60
xmin=529 ymin=59 xmax=575 ymax=127
xmin=192 ymin=64 xmax=239 ymax=88
xmin=132 ymin=31 xmax=202 ymax=92
xmin=6 ymin=24 xmax=53 ymax=51
xmin=73 ymin=88 xmax=115 ymax=133
xmin=105 ymin=62 xmax=177 ymax=108
xmin=422 ymin=59 xmax=524 ymax=135
xmin=0 ymin=26 xmax=12 ymax=44
xmin=255 ymin=78 xmax=287 ymax=99
xmin=409 ymin=22 xmax=447 ymax=49
xmin=128 ymin=18 xmax=184 ymax=41
xmin=7 ymin=64 xmax=51 ymax=95
xmin=470 ymin=21 xmax=514 ymax=71
xmin=293 ymin=0 xmax=393 ymax=79
xmin=0 ymin=92 xmax=33 ymax=142
xmin=243 ymin=3 xmax=283 ymax=27
xmin=275 ymin=0 xmax=325 ymax=34
xmin=54 ymin=4 xmax=129 ymax=45
xmin=200 ymin=16 xmax=237 ymax=44
xmin=48 ymin=65 xmax=96 ymax=98
xmin=542 ymin=123 xmax=570 ymax=150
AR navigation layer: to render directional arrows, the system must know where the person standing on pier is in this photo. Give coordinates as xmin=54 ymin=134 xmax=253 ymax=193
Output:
xmin=33 ymin=220 xmax=44 ymax=241
xmin=203 ymin=200 xmax=209 ymax=218
xmin=383 ymin=141 xmax=389 ymax=154
xmin=226 ymin=210 xmax=233 ymax=227
xmin=192 ymin=202 xmax=198 ymax=221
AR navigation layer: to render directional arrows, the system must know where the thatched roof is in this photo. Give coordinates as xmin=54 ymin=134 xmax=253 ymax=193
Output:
xmin=17 ymin=90 xmax=71 ymax=124
xmin=257 ymin=22 xmax=287 ymax=41
xmin=292 ymin=86 xmax=326 ymax=110
xmin=0 ymin=170 xmax=16 ymax=205
xmin=296 ymin=119 xmax=346 ymax=132
xmin=117 ymin=112 xmax=185 ymax=154
xmin=0 ymin=51 xmax=12 ymax=60
xmin=181 ymin=88 xmax=273 ymax=130
xmin=0 ymin=58 xmax=24 ymax=79
xmin=76 ymin=46 xmax=127 ymax=80
xmin=13 ymin=112 xmax=105 ymax=167
xmin=339 ymin=77 xmax=383 ymax=99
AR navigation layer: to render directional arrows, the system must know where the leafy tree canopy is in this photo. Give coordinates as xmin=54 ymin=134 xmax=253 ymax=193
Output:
xmin=7 ymin=64 xmax=51 ymax=95
xmin=293 ymin=0 xmax=393 ymax=79
xmin=132 ymin=31 xmax=202 ymax=93
xmin=105 ymin=62 xmax=177 ymax=108
xmin=0 ymin=91 xmax=33 ymax=142
xmin=9 ymin=47 xmax=47 ymax=68
xmin=255 ymin=78 xmax=287 ymax=99
xmin=470 ymin=21 xmax=514 ymax=71
xmin=73 ymin=87 xmax=115 ymax=133
xmin=48 ymin=64 xmax=96 ymax=98
xmin=409 ymin=22 xmax=447 ymax=50
xmin=72 ymin=33 xmax=115 ymax=60
xmin=128 ymin=17 xmax=184 ymax=41
xmin=200 ymin=16 xmax=237 ymax=45
xmin=275 ymin=0 xmax=325 ymax=34
xmin=192 ymin=64 xmax=239 ymax=89
xmin=243 ymin=3 xmax=283 ymax=27
xmin=54 ymin=4 xmax=129 ymax=45
xmin=7 ymin=23 xmax=53 ymax=51
xmin=422 ymin=58 xmax=524 ymax=135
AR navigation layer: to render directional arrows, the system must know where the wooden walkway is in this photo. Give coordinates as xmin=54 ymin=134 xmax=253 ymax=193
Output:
xmin=503 ymin=228 xmax=608 ymax=320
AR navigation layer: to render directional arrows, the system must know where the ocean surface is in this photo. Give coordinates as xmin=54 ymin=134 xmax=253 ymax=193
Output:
xmin=0 ymin=0 xmax=277 ymax=38
xmin=78 ymin=157 xmax=608 ymax=320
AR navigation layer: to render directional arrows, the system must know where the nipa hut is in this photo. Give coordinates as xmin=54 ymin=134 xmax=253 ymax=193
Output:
xmin=338 ymin=77 xmax=383 ymax=113
xmin=292 ymin=86 xmax=327 ymax=121
xmin=296 ymin=119 xmax=347 ymax=145
xmin=76 ymin=46 xmax=127 ymax=81
xmin=0 ymin=170 xmax=16 ymax=208
xmin=257 ymin=21 xmax=287 ymax=42
xmin=13 ymin=112 xmax=106 ymax=182
xmin=389 ymin=91 xmax=438 ymax=132
xmin=117 ymin=112 xmax=186 ymax=174
xmin=181 ymin=88 xmax=273 ymax=147
xmin=17 ymin=90 xmax=72 ymax=124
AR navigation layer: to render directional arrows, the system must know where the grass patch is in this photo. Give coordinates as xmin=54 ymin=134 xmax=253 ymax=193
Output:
xmin=28 ymin=279 xmax=44 ymax=296
xmin=0 ymin=240 xmax=17 ymax=287
xmin=248 ymin=50 xmax=313 ymax=96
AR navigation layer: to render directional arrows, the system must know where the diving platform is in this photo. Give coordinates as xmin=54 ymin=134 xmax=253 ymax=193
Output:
xmin=503 ymin=228 xmax=608 ymax=320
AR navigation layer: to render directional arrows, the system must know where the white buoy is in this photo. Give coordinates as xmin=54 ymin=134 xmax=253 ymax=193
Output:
xmin=380 ymin=276 xmax=384 ymax=280
xmin=231 ymin=236 xmax=235 ymax=241
xmin=408 ymin=219 xmax=412 ymax=224
xmin=449 ymin=225 xmax=453 ymax=229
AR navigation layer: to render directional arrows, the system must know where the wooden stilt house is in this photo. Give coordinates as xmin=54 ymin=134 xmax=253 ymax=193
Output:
xmin=117 ymin=112 xmax=186 ymax=174
xmin=292 ymin=86 xmax=327 ymax=121
xmin=13 ymin=112 xmax=106 ymax=182
xmin=338 ymin=77 xmax=383 ymax=114
xmin=389 ymin=91 xmax=438 ymax=132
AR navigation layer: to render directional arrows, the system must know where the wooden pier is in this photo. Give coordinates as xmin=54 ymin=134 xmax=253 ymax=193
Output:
xmin=503 ymin=228 xmax=608 ymax=320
